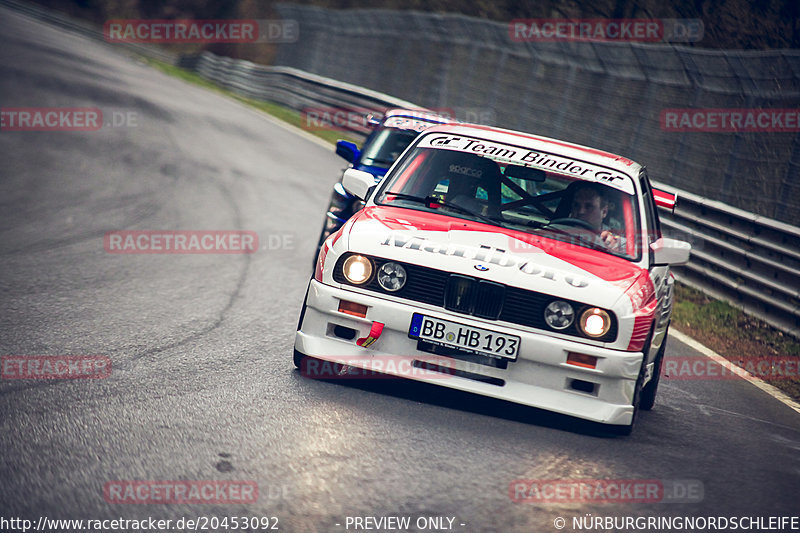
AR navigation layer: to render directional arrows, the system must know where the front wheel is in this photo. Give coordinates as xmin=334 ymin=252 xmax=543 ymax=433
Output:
xmin=293 ymin=349 xmax=306 ymax=369
xmin=640 ymin=326 xmax=668 ymax=410
xmin=607 ymin=368 xmax=644 ymax=436
xmin=293 ymin=282 xmax=312 ymax=369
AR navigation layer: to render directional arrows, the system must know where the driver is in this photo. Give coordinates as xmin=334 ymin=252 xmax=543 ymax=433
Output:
xmin=569 ymin=183 xmax=623 ymax=251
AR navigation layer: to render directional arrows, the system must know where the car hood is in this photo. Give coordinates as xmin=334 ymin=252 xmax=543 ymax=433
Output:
xmin=343 ymin=206 xmax=645 ymax=307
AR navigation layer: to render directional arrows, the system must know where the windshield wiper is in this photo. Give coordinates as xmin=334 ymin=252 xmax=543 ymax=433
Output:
xmin=383 ymin=191 xmax=504 ymax=227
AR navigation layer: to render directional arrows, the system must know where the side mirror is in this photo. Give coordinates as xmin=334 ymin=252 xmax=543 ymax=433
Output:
xmin=342 ymin=169 xmax=375 ymax=201
xmin=653 ymin=188 xmax=677 ymax=212
xmin=650 ymin=237 xmax=691 ymax=265
xmin=336 ymin=140 xmax=360 ymax=163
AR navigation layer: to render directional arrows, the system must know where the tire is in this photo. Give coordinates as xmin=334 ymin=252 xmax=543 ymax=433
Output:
xmin=607 ymin=367 xmax=644 ymax=436
xmin=293 ymin=281 xmax=313 ymax=369
xmin=293 ymin=349 xmax=306 ymax=369
xmin=296 ymin=287 xmax=310 ymax=331
xmin=640 ymin=325 xmax=668 ymax=411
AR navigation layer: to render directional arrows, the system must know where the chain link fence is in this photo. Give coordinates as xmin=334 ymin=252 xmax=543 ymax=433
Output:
xmin=274 ymin=4 xmax=800 ymax=227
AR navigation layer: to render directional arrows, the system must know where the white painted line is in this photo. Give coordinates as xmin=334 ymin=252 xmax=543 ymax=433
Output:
xmin=670 ymin=328 xmax=800 ymax=416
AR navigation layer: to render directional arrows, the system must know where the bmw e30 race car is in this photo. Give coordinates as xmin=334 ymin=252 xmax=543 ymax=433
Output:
xmin=295 ymin=123 xmax=690 ymax=435
xmin=315 ymin=109 xmax=452 ymax=257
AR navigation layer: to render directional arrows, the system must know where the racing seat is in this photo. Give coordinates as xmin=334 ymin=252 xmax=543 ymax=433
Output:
xmin=442 ymin=153 xmax=502 ymax=218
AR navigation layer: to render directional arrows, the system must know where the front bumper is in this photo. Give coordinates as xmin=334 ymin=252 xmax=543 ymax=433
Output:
xmin=294 ymin=280 xmax=643 ymax=426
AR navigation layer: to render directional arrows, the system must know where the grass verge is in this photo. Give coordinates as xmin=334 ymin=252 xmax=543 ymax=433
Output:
xmin=141 ymin=57 xmax=360 ymax=147
xmin=672 ymin=282 xmax=800 ymax=401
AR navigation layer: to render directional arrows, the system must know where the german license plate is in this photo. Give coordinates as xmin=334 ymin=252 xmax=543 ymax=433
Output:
xmin=409 ymin=313 xmax=520 ymax=360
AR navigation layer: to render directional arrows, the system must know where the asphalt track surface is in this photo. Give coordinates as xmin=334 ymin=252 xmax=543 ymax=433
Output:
xmin=1 ymin=7 xmax=799 ymax=533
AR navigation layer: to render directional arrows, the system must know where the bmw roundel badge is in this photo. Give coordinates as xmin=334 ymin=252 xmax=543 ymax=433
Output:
xmin=474 ymin=264 xmax=489 ymax=271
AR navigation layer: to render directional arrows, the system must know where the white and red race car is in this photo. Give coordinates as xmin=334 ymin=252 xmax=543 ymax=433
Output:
xmin=294 ymin=123 xmax=690 ymax=434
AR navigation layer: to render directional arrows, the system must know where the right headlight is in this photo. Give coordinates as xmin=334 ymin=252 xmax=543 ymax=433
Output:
xmin=342 ymin=255 xmax=373 ymax=285
xmin=579 ymin=307 xmax=612 ymax=337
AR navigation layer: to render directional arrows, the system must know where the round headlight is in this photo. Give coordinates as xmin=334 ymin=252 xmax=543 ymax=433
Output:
xmin=377 ymin=262 xmax=407 ymax=292
xmin=580 ymin=308 xmax=611 ymax=337
xmin=544 ymin=300 xmax=574 ymax=330
xmin=342 ymin=255 xmax=373 ymax=285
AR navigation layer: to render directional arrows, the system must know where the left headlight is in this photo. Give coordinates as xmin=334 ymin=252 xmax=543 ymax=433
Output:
xmin=579 ymin=307 xmax=612 ymax=338
xmin=377 ymin=262 xmax=407 ymax=292
xmin=342 ymin=255 xmax=373 ymax=285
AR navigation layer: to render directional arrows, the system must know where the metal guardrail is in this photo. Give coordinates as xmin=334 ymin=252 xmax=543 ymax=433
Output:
xmin=178 ymin=52 xmax=420 ymax=138
xmin=655 ymin=185 xmax=800 ymax=338
xmin=3 ymin=0 xmax=799 ymax=339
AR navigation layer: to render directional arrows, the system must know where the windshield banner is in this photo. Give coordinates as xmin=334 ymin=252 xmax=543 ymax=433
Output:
xmin=417 ymin=134 xmax=634 ymax=194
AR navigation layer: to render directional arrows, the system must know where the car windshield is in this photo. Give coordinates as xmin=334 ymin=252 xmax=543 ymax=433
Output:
xmin=376 ymin=142 xmax=641 ymax=260
xmin=359 ymin=128 xmax=419 ymax=168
